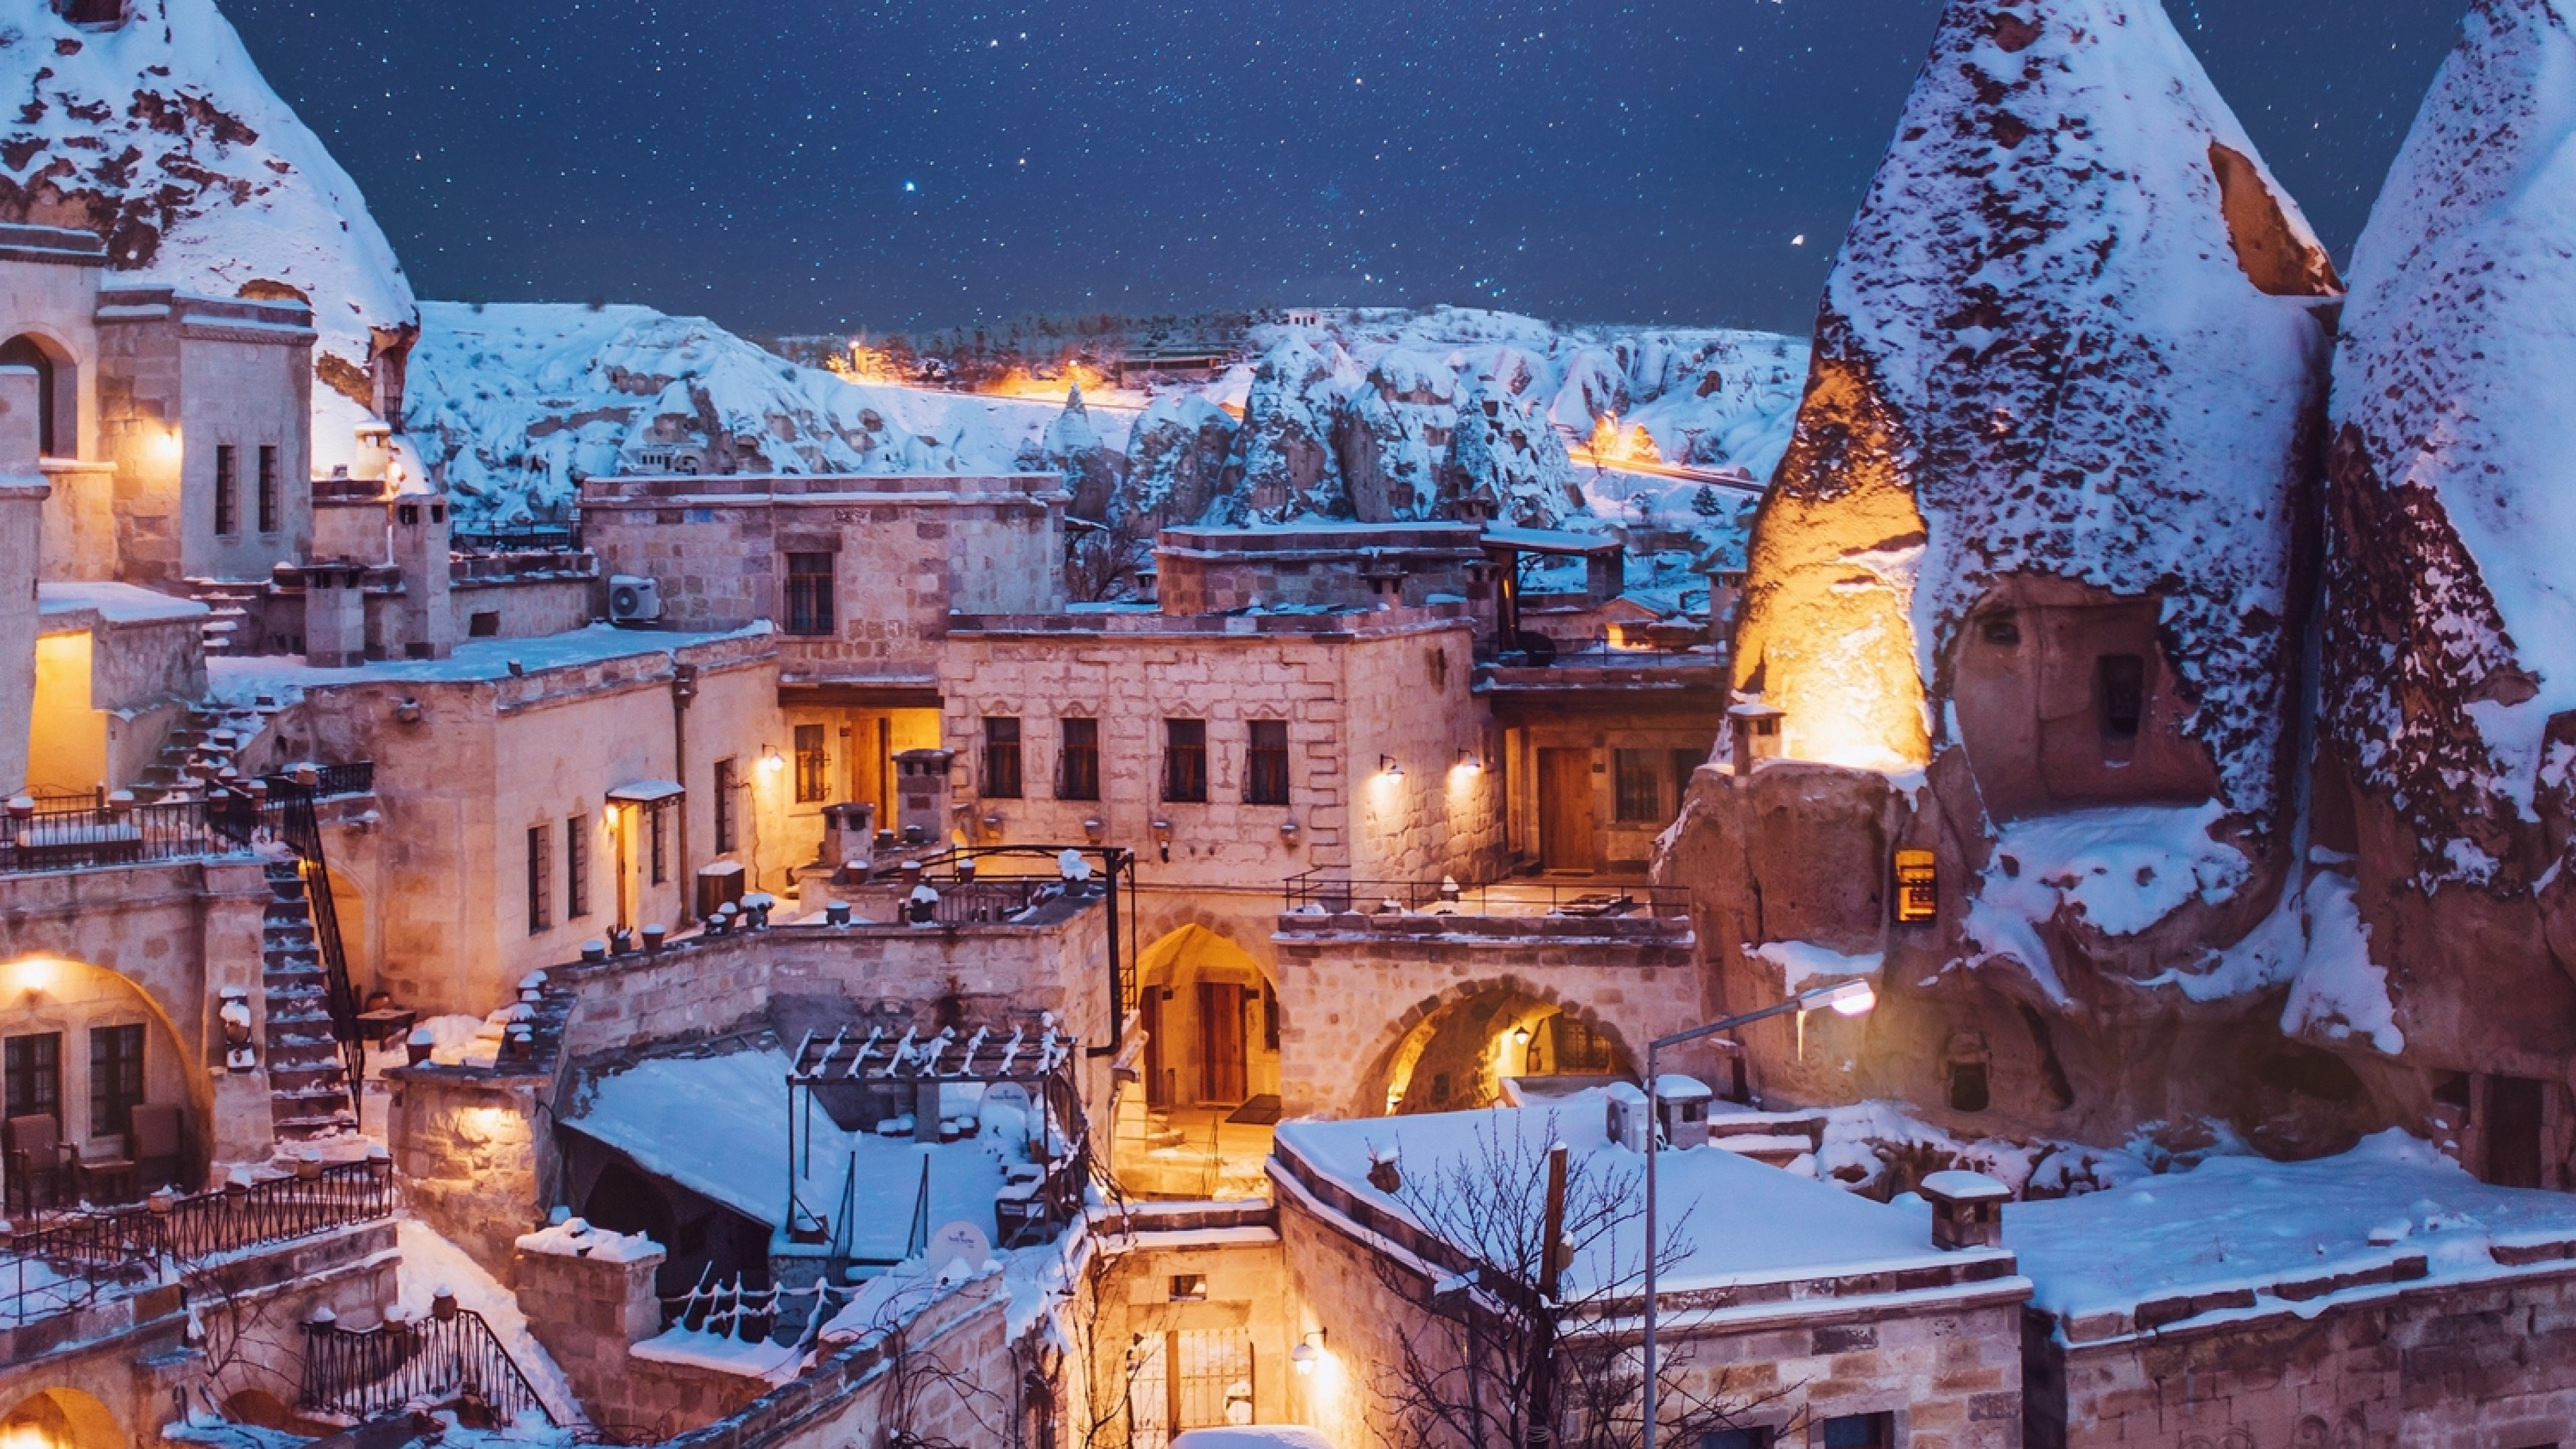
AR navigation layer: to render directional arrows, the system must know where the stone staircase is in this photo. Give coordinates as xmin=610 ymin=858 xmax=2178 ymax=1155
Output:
xmin=131 ymin=698 xmax=286 ymax=804
xmin=260 ymin=858 xmax=358 ymax=1141
xmin=185 ymin=578 xmax=268 ymax=657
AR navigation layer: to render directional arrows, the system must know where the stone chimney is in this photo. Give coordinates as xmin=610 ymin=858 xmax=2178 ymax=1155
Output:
xmin=304 ymin=565 xmax=368 ymax=668
xmin=390 ymin=496 xmax=453 ymax=660
xmin=894 ymin=748 xmax=955 ymax=847
xmin=1920 ymin=1170 xmax=2009 ymax=1251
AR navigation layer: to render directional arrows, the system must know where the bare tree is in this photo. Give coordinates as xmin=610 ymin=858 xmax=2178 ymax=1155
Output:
xmin=1367 ymin=1111 xmax=1796 ymax=1449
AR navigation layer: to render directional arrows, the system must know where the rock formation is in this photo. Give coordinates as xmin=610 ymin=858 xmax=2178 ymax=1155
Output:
xmin=2320 ymin=0 xmax=2576 ymax=1134
xmin=0 ymin=0 xmax=419 ymax=470
xmin=1662 ymin=0 xmax=2353 ymax=1152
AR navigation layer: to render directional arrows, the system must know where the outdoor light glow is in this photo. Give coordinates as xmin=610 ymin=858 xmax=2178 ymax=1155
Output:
xmin=759 ymin=749 xmax=786 ymax=775
xmin=152 ymin=425 xmax=182 ymax=462
xmin=7 ymin=955 xmax=65 ymax=996
xmin=1813 ymin=979 xmax=1877 ymax=1017
xmin=1452 ymin=749 xmax=1483 ymax=772
xmin=1378 ymin=754 xmax=1403 ymax=778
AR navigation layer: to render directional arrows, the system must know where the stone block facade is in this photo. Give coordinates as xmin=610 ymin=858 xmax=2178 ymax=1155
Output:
xmin=2028 ymin=1267 xmax=2576 ymax=1449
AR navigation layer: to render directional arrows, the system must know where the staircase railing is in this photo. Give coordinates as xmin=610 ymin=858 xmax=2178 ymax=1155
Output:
xmin=267 ymin=782 xmax=366 ymax=1120
xmin=301 ymin=1304 xmax=550 ymax=1428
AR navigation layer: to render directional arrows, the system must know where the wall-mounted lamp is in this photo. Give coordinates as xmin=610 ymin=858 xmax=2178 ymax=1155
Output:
xmin=759 ymin=747 xmax=786 ymax=775
xmin=1293 ymin=1329 xmax=1328 ymax=1375
xmin=981 ymin=811 xmax=1005 ymax=840
xmin=1082 ymin=816 xmax=1106 ymax=845
xmin=1453 ymin=749 xmax=1483 ymax=771
xmin=1511 ymin=1026 xmax=1532 ymax=1046
xmin=1379 ymin=755 xmax=1403 ymax=778
xmin=1279 ymin=818 xmax=1301 ymax=846
xmin=1150 ymin=818 xmax=1173 ymax=863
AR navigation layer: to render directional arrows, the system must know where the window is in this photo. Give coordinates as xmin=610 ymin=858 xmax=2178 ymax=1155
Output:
xmin=649 ymin=802 xmax=670 ymax=885
xmin=0 ymin=335 xmax=56 ymax=455
xmin=256 ymin=445 xmax=280 ymax=534
xmin=714 ymin=758 xmax=739 ymax=853
xmin=2489 ymin=1075 xmax=2548 ymax=1189
xmin=795 ymin=723 xmax=831 ymax=804
xmin=2098 ymin=654 xmax=2146 ymax=739
xmin=1163 ymin=719 xmax=1208 ymax=802
xmin=982 ymin=717 xmax=1023 ymax=799
xmin=784 ymin=551 xmax=836 ymax=636
xmin=1245 ymin=720 xmax=1290 ymax=806
xmin=1947 ymin=1060 xmax=1990 ymax=1114
xmin=1167 ymin=1274 xmax=1208 ymax=1302
xmin=1057 ymin=718 xmax=1099 ymax=800
xmin=526 ymin=824 xmax=553 ymax=934
xmin=213 ymin=444 xmax=238 ymax=536
xmin=1821 ymin=1414 xmax=1892 ymax=1449
xmin=89 ymin=1024 xmax=144 ymax=1139
xmin=566 ymin=815 xmax=590 ymax=918
xmin=1614 ymin=749 xmax=1663 ymax=823
xmin=1701 ymin=1431 xmax=1775 ymax=1449
xmin=4 ymin=1032 xmax=60 ymax=1121
xmin=468 ymin=610 xmax=502 ymax=637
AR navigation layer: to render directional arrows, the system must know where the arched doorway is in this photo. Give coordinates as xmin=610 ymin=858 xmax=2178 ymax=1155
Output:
xmin=0 ymin=956 xmax=204 ymax=1212
xmin=1119 ymin=926 xmax=1281 ymax=1199
xmin=3 ymin=1387 xmax=125 ymax=1449
xmin=0 ymin=333 xmax=69 ymax=458
xmin=1373 ymin=987 xmax=1635 ymax=1118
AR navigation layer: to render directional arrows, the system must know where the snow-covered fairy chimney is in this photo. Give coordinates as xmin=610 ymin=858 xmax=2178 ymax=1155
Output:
xmin=2321 ymin=0 xmax=2576 ymax=1071
xmin=1658 ymin=0 xmax=2342 ymax=1128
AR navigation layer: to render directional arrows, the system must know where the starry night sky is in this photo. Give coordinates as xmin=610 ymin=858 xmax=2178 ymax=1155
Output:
xmin=225 ymin=1 xmax=2465 ymax=338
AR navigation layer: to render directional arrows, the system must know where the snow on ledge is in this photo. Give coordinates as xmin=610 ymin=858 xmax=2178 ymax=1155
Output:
xmin=1747 ymin=938 xmax=1884 ymax=992
xmin=515 ymin=1217 xmax=660 ymax=1264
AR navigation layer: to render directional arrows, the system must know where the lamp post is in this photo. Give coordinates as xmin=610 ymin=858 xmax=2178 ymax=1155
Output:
xmin=1640 ymin=977 xmax=1877 ymax=1449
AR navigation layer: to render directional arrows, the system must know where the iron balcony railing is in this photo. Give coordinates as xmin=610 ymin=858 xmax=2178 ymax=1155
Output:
xmin=0 ymin=764 xmax=374 ymax=877
xmin=268 ymin=762 xmax=376 ymax=799
xmin=1281 ymin=871 xmax=1693 ymax=920
xmin=302 ymin=1303 xmax=549 ymax=1428
xmin=1 ymin=1157 xmax=394 ymax=1327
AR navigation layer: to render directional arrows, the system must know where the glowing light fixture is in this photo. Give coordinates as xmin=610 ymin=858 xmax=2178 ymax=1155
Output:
xmin=1378 ymin=754 xmax=1403 ymax=778
xmin=1292 ymin=1328 xmax=1328 ymax=1375
xmin=1452 ymin=749 xmax=1483 ymax=771
xmin=759 ymin=747 xmax=786 ymax=775
xmin=1821 ymin=979 xmax=1878 ymax=1018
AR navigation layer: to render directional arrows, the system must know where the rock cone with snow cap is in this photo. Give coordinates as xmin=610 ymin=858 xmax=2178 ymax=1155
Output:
xmin=2320 ymin=0 xmax=2576 ymax=1072
xmin=1662 ymin=0 xmax=2353 ymax=1146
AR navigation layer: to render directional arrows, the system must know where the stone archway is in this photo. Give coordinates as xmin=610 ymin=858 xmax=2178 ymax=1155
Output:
xmin=1120 ymin=924 xmax=1283 ymax=1199
xmin=1348 ymin=973 xmax=1641 ymax=1121
xmin=0 ymin=331 xmax=74 ymax=459
xmin=3 ymin=1386 xmax=126 ymax=1449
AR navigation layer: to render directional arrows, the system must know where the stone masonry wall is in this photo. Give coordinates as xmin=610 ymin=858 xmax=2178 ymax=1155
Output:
xmin=2031 ymin=1267 xmax=2576 ymax=1449
xmin=1269 ymin=912 xmax=1701 ymax=1119
xmin=388 ymin=1072 xmax=549 ymax=1282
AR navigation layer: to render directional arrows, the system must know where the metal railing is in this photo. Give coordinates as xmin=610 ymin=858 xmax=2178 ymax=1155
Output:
xmin=302 ymin=1304 xmax=549 ymax=1428
xmin=1482 ymin=631 xmax=1721 ymax=669
xmin=268 ymin=782 xmax=367 ymax=1118
xmin=454 ymin=525 xmax=576 ymax=554
xmin=2 ymin=1158 xmax=393 ymax=1327
xmin=0 ymin=793 xmax=263 ymax=873
xmin=266 ymin=762 xmax=376 ymax=799
xmin=1280 ymin=871 xmax=1693 ymax=919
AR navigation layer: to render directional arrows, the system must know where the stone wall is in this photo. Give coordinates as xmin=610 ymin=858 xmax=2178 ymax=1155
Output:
xmin=515 ymin=1233 xmax=763 ymax=1434
xmin=387 ymin=1071 xmax=551 ymax=1281
xmin=2029 ymin=1267 xmax=2576 ymax=1449
xmin=1082 ymin=1203 xmax=1299 ymax=1436
xmin=1277 ymin=1163 xmax=2026 ymax=1449
xmin=1269 ymin=911 xmax=1699 ymax=1119
xmin=1152 ymin=523 xmax=1488 ymax=616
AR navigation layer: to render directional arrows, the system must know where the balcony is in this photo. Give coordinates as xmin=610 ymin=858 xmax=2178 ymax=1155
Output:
xmin=0 ymin=764 xmax=374 ymax=877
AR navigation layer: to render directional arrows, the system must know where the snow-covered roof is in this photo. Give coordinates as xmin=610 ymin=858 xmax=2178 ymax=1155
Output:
xmin=205 ymin=623 xmax=769 ymax=703
xmin=2323 ymin=0 xmax=2576 ymax=883
xmin=38 ymin=581 xmax=209 ymax=627
xmin=560 ymin=1045 xmax=1013 ymax=1259
xmin=1274 ymin=1095 xmax=2012 ymax=1297
xmin=1482 ymin=526 xmax=1621 ymax=557
xmin=2009 ymin=1132 xmax=2576 ymax=1340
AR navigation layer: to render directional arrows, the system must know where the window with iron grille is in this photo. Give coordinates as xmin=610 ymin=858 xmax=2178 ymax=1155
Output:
xmin=566 ymin=814 xmax=590 ymax=918
xmin=649 ymin=801 xmax=670 ymax=884
xmin=1057 ymin=717 xmax=1099 ymax=800
xmin=4 ymin=1032 xmax=60 ymax=1121
xmin=983 ymin=717 xmax=1023 ymax=798
xmin=784 ymin=552 xmax=837 ymax=636
xmin=1613 ymin=749 xmax=1663 ymax=822
xmin=527 ymin=824 xmax=553 ymax=934
xmin=1245 ymin=719 xmax=1290 ymax=806
xmin=257 ymin=445 xmax=280 ymax=534
xmin=213 ymin=444 xmax=238 ymax=536
xmin=794 ymin=724 xmax=830 ymax=804
xmin=89 ymin=1024 xmax=143 ymax=1139
xmin=714 ymin=759 xmax=739 ymax=853
xmin=1164 ymin=719 xmax=1207 ymax=802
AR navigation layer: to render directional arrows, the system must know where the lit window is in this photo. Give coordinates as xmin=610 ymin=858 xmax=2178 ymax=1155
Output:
xmin=795 ymin=723 xmax=830 ymax=804
xmin=1058 ymin=718 xmax=1099 ymax=801
xmin=784 ymin=552 xmax=837 ymax=636
xmin=1245 ymin=720 xmax=1289 ymax=806
xmin=1164 ymin=719 xmax=1207 ymax=802
xmin=983 ymin=717 xmax=1023 ymax=799
xmin=1613 ymin=749 xmax=1662 ymax=822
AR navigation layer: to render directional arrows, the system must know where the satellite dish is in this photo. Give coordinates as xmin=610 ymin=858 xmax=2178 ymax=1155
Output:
xmin=926 ymin=1220 xmax=991 ymax=1277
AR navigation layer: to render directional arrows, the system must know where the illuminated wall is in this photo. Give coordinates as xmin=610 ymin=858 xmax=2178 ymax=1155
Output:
xmin=27 ymin=631 xmax=104 ymax=796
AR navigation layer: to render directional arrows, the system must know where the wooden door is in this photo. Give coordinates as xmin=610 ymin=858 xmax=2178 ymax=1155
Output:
xmin=1538 ymin=749 xmax=1596 ymax=871
xmin=1197 ymin=982 xmax=1246 ymax=1104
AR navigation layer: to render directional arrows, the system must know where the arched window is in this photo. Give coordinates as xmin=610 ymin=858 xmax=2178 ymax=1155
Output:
xmin=0 ymin=335 xmax=59 ymax=457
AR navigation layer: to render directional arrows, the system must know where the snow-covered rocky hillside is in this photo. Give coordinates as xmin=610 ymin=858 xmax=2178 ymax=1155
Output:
xmin=0 ymin=0 xmax=418 ymax=473
xmin=405 ymin=301 xmax=1805 ymax=598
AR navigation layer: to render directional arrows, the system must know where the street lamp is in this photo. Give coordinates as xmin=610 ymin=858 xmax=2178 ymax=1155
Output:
xmin=1640 ymin=977 xmax=1875 ymax=1449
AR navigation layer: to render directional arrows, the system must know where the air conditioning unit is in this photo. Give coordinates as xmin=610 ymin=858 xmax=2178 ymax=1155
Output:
xmin=608 ymin=575 xmax=663 ymax=627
